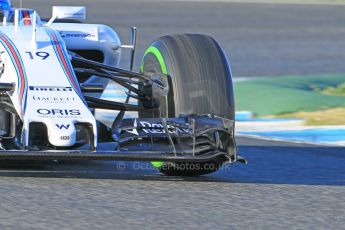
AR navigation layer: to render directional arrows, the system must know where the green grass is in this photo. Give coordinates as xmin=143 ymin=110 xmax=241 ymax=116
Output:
xmin=273 ymin=108 xmax=345 ymax=125
xmin=322 ymin=83 xmax=345 ymax=96
xmin=234 ymin=74 xmax=345 ymax=116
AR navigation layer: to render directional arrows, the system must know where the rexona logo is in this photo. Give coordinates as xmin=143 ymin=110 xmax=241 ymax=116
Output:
xmin=126 ymin=120 xmax=190 ymax=136
xmin=139 ymin=121 xmax=190 ymax=134
xmin=55 ymin=124 xmax=70 ymax=130
xmin=29 ymin=86 xmax=73 ymax=92
xmin=37 ymin=109 xmax=81 ymax=116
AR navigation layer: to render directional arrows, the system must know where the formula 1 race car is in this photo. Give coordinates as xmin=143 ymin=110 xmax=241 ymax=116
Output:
xmin=0 ymin=1 xmax=245 ymax=176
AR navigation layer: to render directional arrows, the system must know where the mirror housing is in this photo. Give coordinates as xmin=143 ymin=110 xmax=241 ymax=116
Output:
xmin=52 ymin=6 xmax=86 ymax=21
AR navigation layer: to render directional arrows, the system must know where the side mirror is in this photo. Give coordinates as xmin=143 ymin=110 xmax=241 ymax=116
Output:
xmin=52 ymin=6 xmax=86 ymax=21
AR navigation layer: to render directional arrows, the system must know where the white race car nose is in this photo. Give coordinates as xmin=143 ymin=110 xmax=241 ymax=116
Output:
xmin=48 ymin=122 xmax=76 ymax=147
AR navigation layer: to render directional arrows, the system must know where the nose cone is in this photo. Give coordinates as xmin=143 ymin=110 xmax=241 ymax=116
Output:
xmin=48 ymin=123 xmax=76 ymax=147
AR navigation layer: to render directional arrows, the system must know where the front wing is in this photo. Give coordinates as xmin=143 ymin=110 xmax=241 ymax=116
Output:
xmin=0 ymin=115 xmax=239 ymax=163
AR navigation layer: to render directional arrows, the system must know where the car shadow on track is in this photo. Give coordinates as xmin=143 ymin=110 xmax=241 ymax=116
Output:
xmin=0 ymin=144 xmax=343 ymax=186
xmin=0 ymin=160 xmax=228 ymax=183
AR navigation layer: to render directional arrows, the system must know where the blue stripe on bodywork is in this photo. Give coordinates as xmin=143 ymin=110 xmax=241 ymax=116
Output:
xmin=0 ymin=32 xmax=28 ymax=114
xmin=44 ymin=28 xmax=86 ymax=104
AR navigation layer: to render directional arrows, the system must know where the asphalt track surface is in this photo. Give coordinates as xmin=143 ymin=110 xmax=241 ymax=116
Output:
xmin=2 ymin=1 xmax=345 ymax=229
xmin=18 ymin=0 xmax=345 ymax=77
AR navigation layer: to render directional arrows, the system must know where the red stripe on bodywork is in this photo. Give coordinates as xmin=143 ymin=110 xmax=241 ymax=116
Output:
xmin=0 ymin=34 xmax=26 ymax=113
xmin=50 ymin=32 xmax=80 ymax=93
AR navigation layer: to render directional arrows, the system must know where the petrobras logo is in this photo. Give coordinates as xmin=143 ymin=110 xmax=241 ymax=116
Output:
xmin=29 ymin=86 xmax=73 ymax=92
xmin=59 ymin=31 xmax=96 ymax=39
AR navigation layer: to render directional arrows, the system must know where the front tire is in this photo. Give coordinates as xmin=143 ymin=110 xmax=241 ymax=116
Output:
xmin=141 ymin=34 xmax=235 ymax=176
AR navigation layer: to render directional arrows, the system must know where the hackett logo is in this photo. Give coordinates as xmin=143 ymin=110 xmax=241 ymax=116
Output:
xmin=29 ymin=86 xmax=73 ymax=92
xmin=32 ymin=96 xmax=75 ymax=102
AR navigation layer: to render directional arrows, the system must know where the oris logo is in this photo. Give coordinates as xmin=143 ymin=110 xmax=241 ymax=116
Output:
xmin=37 ymin=109 xmax=81 ymax=116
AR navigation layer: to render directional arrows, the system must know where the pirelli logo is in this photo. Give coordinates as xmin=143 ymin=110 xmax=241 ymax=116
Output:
xmin=29 ymin=86 xmax=73 ymax=92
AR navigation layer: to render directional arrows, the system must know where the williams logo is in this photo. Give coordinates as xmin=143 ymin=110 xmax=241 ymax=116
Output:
xmin=56 ymin=124 xmax=70 ymax=130
xmin=29 ymin=86 xmax=73 ymax=92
